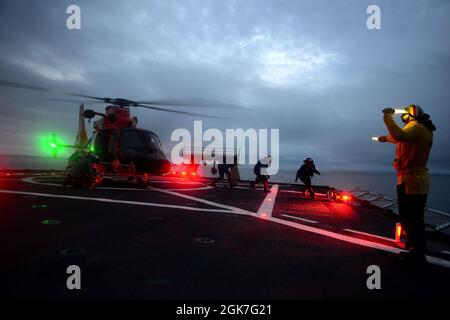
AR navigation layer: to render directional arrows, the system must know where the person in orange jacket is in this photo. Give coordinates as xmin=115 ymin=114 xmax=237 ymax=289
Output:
xmin=378 ymin=105 xmax=436 ymax=264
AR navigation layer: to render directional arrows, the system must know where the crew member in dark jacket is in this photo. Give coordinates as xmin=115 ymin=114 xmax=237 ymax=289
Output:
xmin=295 ymin=157 xmax=320 ymax=199
xmin=211 ymin=154 xmax=238 ymax=188
xmin=250 ymin=156 xmax=272 ymax=193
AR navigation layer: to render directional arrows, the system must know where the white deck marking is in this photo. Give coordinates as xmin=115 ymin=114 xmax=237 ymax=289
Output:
xmin=280 ymin=190 xmax=306 ymax=194
xmin=343 ymin=228 xmax=394 ymax=242
xmin=281 ymin=214 xmax=318 ymax=224
xmin=256 ymin=185 xmax=279 ymax=218
xmin=22 ymin=176 xmax=213 ymax=191
xmin=22 ymin=177 xmax=61 ymax=187
xmin=426 ymin=256 xmax=450 ymax=268
xmin=102 ymin=185 xmax=212 ymax=192
xmin=268 ymin=216 xmax=406 ymax=254
xmin=441 ymin=251 xmax=450 ymax=255
xmin=23 ymin=176 xmax=251 ymax=214
xmin=8 ymin=177 xmax=450 ymax=268
xmin=149 ymin=186 xmax=256 ymax=216
xmin=0 ymin=189 xmax=233 ymax=214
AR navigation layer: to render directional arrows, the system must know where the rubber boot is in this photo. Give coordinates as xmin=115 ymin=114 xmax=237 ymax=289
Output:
xmin=263 ymin=180 xmax=270 ymax=193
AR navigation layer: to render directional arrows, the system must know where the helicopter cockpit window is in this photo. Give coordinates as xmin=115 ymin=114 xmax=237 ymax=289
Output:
xmin=120 ymin=131 xmax=145 ymax=149
xmin=94 ymin=131 xmax=111 ymax=158
xmin=144 ymin=133 xmax=163 ymax=152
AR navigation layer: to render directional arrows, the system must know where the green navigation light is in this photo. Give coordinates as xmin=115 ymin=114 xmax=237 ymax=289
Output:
xmin=36 ymin=133 xmax=70 ymax=158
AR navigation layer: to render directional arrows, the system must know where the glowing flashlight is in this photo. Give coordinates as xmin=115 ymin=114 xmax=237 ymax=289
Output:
xmin=372 ymin=136 xmax=379 ymax=141
xmin=394 ymin=109 xmax=408 ymax=114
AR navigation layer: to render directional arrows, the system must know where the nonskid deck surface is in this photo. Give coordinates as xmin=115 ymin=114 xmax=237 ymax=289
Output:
xmin=0 ymin=173 xmax=449 ymax=299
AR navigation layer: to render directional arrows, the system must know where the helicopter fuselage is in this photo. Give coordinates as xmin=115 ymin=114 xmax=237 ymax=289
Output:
xmin=74 ymin=105 xmax=171 ymax=176
xmin=92 ymin=127 xmax=171 ymax=175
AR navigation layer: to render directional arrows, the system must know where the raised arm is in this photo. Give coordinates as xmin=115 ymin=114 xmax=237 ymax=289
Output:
xmin=383 ymin=114 xmax=418 ymax=142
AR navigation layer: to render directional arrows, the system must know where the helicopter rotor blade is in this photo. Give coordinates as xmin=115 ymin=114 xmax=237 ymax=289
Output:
xmin=135 ymin=104 xmax=227 ymax=119
xmin=0 ymin=79 xmax=55 ymax=93
xmin=0 ymin=79 xmax=238 ymax=116
xmin=0 ymin=79 xmax=108 ymax=102
xmin=46 ymin=98 xmax=103 ymax=104
xmin=69 ymin=93 xmax=111 ymax=101
xmin=136 ymin=98 xmax=245 ymax=110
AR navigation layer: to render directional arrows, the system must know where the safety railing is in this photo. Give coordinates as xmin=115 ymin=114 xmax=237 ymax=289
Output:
xmin=349 ymin=187 xmax=450 ymax=233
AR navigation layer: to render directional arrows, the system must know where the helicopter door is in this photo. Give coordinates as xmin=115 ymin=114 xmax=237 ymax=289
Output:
xmin=108 ymin=131 xmax=119 ymax=161
xmin=118 ymin=130 xmax=145 ymax=164
xmin=94 ymin=129 xmax=113 ymax=161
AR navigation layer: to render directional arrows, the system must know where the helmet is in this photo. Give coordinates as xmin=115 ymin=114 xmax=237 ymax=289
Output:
xmin=401 ymin=104 xmax=424 ymax=123
xmin=304 ymin=157 xmax=313 ymax=164
xmin=261 ymin=156 xmax=272 ymax=165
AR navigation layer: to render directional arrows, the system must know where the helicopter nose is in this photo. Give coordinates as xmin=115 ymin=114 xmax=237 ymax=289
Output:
xmin=155 ymin=159 xmax=171 ymax=175
xmin=140 ymin=158 xmax=171 ymax=175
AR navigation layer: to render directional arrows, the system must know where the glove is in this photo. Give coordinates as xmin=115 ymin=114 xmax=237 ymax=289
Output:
xmin=382 ymin=108 xmax=395 ymax=115
xmin=378 ymin=136 xmax=388 ymax=143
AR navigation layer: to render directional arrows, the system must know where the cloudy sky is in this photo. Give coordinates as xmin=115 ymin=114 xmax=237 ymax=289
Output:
xmin=0 ymin=0 xmax=449 ymax=172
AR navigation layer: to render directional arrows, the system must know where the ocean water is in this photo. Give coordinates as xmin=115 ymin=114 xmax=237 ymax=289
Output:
xmin=1 ymin=155 xmax=449 ymax=212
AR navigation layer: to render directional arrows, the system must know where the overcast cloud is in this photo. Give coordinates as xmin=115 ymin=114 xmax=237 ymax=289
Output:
xmin=0 ymin=0 xmax=449 ymax=173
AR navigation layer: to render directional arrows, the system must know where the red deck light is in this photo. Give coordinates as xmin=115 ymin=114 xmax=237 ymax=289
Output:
xmin=395 ymin=223 xmax=407 ymax=248
xmin=335 ymin=193 xmax=351 ymax=203
xmin=181 ymin=171 xmax=187 ymax=176
xmin=395 ymin=223 xmax=403 ymax=242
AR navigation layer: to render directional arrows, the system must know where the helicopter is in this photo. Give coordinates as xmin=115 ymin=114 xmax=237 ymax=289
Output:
xmin=0 ymin=79 xmax=239 ymax=188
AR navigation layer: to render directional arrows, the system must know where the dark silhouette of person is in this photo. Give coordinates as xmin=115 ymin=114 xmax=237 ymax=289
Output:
xmin=295 ymin=158 xmax=320 ymax=199
xmin=211 ymin=155 xmax=238 ymax=188
xmin=250 ymin=156 xmax=272 ymax=193
xmin=378 ymin=105 xmax=436 ymax=265
xmin=64 ymin=150 xmax=98 ymax=189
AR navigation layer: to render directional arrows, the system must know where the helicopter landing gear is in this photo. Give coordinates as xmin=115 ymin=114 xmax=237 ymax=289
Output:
xmin=137 ymin=173 xmax=150 ymax=188
xmin=64 ymin=158 xmax=102 ymax=189
xmin=89 ymin=172 xmax=103 ymax=189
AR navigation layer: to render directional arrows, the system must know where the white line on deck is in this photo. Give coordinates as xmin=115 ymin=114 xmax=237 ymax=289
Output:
xmin=281 ymin=214 xmax=318 ymax=224
xmin=22 ymin=176 xmax=252 ymax=214
xmin=7 ymin=179 xmax=450 ymax=269
xmin=0 ymin=189 xmax=234 ymax=214
xmin=343 ymin=228 xmax=395 ymax=242
xmin=149 ymin=186 xmax=256 ymax=216
xmin=426 ymin=256 xmax=450 ymax=268
xmin=268 ymin=216 xmax=406 ymax=254
xmin=22 ymin=176 xmax=213 ymax=191
xmin=256 ymin=185 xmax=279 ymax=218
